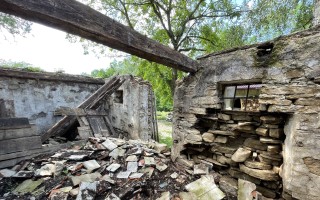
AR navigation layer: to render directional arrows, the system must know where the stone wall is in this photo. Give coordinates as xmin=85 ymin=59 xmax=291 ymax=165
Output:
xmin=314 ymin=0 xmax=320 ymax=26
xmin=172 ymin=27 xmax=320 ymax=199
xmin=106 ymin=75 xmax=157 ymax=141
xmin=0 ymin=69 xmax=103 ymax=135
xmin=0 ymin=70 xmax=157 ymax=141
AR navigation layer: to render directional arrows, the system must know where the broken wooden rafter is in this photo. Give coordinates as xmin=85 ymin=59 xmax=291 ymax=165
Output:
xmin=0 ymin=0 xmax=198 ymax=73
xmin=41 ymin=76 xmax=124 ymax=142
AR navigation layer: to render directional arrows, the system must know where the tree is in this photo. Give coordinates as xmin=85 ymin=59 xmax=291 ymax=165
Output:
xmin=0 ymin=12 xmax=31 ymax=38
xmin=74 ymin=0 xmax=315 ymax=110
xmin=74 ymin=0 xmax=246 ymax=110
xmin=243 ymin=0 xmax=314 ymax=42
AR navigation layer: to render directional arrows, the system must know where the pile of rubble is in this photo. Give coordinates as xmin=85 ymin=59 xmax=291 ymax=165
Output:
xmin=0 ymin=136 xmax=278 ymax=200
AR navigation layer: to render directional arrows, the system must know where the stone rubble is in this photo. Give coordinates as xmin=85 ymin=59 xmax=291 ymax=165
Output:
xmin=0 ymin=134 xmax=286 ymax=199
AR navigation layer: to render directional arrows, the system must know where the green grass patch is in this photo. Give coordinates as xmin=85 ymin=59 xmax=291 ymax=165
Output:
xmin=159 ymin=134 xmax=173 ymax=148
xmin=156 ymin=111 xmax=170 ymax=120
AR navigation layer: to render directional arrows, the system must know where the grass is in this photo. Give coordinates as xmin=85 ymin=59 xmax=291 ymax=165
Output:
xmin=159 ymin=134 xmax=173 ymax=148
xmin=156 ymin=111 xmax=170 ymax=120
xmin=157 ymin=119 xmax=173 ymax=148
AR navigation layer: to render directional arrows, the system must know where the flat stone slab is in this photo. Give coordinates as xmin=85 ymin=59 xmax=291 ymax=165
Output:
xmin=109 ymin=148 xmax=126 ymax=159
xmin=193 ymin=163 xmax=209 ymax=175
xmin=126 ymin=155 xmax=138 ymax=162
xmin=83 ymin=160 xmax=101 ymax=171
xmin=71 ymin=172 xmax=101 ymax=186
xmin=12 ymin=171 xmax=34 ymax=178
xmin=243 ymin=138 xmax=268 ymax=151
xmin=238 ymin=179 xmax=256 ymax=200
xmin=102 ymin=139 xmax=118 ymax=151
xmin=209 ymin=130 xmax=238 ymax=136
xmin=156 ymin=162 xmax=168 ymax=172
xmin=202 ymin=132 xmax=215 ymax=142
xmin=214 ymin=136 xmax=228 ymax=143
xmin=144 ymin=157 xmax=156 ymax=166
xmin=36 ymin=164 xmax=55 ymax=176
xmin=0 ymin=169 xmax=16 ymax=177
xmin=231 ymin=148 xmax=251 ymax=162
xmin=170 ymin=172 xmax=179 ymax=179
xmin=244 ymin=160 xmax=272 ymax=170
xmin=154 ymin=143 xmax=167 ymax=153
xmin=255 ymin=127 xmax=269 ymax=136
xmin=13 ymin=179 xmax=44 ymax=195
xmin=179 ymin=192 xmax=197 ymax=200
xmin=127 ymin=162 xmax=138 ymax=172
xmin=129 ymin=173 xmax=144 ymax=179
xmin=116 ymin=171 xmax=131 ymax=179
xmin=260 ymin=137 xmax=282 ymax=144
xmin=185 ymin=175 xmax=225 ymax=200
xmin=106 ymin=163 xmax=121 ymax=172
xmin=219 ymin=176 xmax=238 ymax=197
xmin=239 ymin=164 xmax=280 ymax=181
xmin=101 ymin=174 xmax=115 ymax=184
xmin=76 ymin=181 xmax=98 ymax=200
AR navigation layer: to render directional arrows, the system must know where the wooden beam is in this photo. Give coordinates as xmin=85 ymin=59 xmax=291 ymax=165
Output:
xmin=0 ymin=0 xmax=198 ymax=73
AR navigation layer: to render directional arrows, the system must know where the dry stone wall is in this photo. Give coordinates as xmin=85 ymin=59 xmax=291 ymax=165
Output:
xmin=173 ymin=27 xmax=320 ymax=199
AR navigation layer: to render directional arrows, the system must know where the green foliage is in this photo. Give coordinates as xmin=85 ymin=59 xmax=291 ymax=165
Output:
xmin=243 ymin=0 xmax=314 ymax=42
xmin=159 ymin=134 xmax=173 ymax=148
xmin=80 ymin=0 xmax=315 ymax=110
xmin=0 ymin=60 xmax=44 ymax=72
xmin=157 ymin=111 xmax=170 ymax=120
xmin=0 ymin=13 xmax=31 ymax=37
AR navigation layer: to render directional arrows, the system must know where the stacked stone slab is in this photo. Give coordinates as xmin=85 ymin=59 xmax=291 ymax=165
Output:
xmin=173 ymin=27 xmax=320 ymax=199
xmin=176 ymin=112 xmax=284 ymax=198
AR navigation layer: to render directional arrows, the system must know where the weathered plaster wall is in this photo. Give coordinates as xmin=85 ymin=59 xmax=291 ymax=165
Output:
xmin=173 ymin=27 xmax=320 ymax=199
xmin=106 ymin=75 xmax=157 ymax=141
xmin=0 ymin=69 xmax=104 ymax=134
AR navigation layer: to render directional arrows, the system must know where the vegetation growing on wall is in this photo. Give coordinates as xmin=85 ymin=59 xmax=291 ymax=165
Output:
xmin=0 ymin=60 xmax=43 ymax=72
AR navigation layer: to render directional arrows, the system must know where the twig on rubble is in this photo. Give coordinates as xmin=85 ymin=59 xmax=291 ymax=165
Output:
xmin=172 ymin=163 xmax=189 ymax=176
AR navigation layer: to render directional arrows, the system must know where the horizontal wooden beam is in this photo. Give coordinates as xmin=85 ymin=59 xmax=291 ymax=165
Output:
xmin=0 ymin=0 xmax=198 ymax=73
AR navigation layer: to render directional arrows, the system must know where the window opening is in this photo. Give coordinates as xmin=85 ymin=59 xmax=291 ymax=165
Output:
xmin=114 ymin=90 xmax=123 ymax=104
xmin=222 ymin=84 xmax=261 ymax=112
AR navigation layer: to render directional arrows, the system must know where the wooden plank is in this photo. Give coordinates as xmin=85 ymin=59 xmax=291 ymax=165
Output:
xmin=104 ymin=116 xmax=117 ymax=137
xmin=0 ymin=140 xmax=86 ymax=169
xmin=0 ymin=125 xmax=37 ymax=140
xmin=77 ymin=126 xmax=93 ymax=139
xmin=0 ymin=0 xmax=198 ymax=73
xmin=87 ymin=117 xmax=110 ymax=137
xmin=54 ymin=108 xmax=108 ymax=116
xmin=0 ymin=118 xmax=30 ymax=130
xmin=0 ymin=136 xmax=42 ymax=155
xmin=41 ymin=76 xmax=120 ymax=142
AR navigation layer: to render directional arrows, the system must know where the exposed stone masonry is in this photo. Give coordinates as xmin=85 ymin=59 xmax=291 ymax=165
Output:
xmin=173 ymin=27 xmax=320 ymax=199
xmin=176 ymin=111 xmax=285 ymax=198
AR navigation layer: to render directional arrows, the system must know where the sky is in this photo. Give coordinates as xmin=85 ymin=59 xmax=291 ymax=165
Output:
xmin=0 ymin=23 xmax=113 ymax=75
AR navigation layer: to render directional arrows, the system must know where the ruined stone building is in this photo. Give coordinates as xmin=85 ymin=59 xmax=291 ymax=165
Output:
xmin=172 ymin=26 xmax=320 ymax=199
xmin=1 ymin=0 xmax=320 ymax=199
xmin=0 ymin=70 xmax=157 ymax=140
